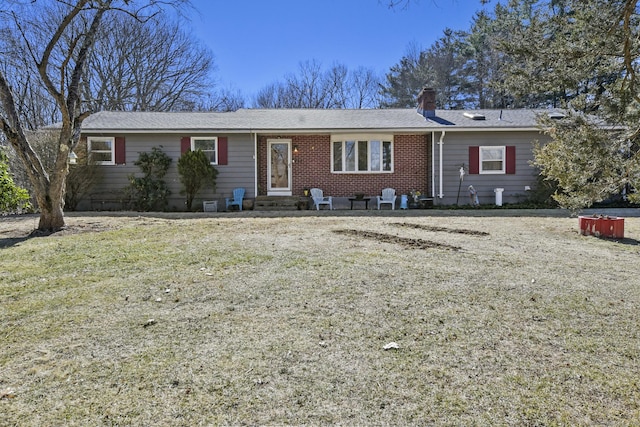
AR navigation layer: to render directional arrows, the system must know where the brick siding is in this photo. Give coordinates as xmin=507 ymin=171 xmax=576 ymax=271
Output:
xmin=258 ymin=134 xmax=431 ymax=197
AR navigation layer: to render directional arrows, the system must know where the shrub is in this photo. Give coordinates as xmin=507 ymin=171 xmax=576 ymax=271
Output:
xmin=0 ymin=149 xmax=32 ymax=214
xmin=65 ymin=143 xmax=102 ymax=211
xmin=177 ymin=149 xmax=218 ymax=211
xmin=523 ymin=173 xmax=560 ymax=208
xmin=125 ymin=146 xmax=172 ymax=211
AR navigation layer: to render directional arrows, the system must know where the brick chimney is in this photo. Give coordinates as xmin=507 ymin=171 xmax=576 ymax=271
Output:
xmin=417 ymin=87 xmax=436 ymax=118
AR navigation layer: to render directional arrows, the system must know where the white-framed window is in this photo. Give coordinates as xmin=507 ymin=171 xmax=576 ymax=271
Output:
xmin=191 ymin=136 xmax=218 ymax=164
xmin=88 ymin=136 xmax=115 ymax=165
xmin=331 ymin=135 xmax=393 ymax=173
xmin=480 ymin=146 xmax=506 ymax=174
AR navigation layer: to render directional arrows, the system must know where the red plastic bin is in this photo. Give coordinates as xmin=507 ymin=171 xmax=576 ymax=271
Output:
xmin=578 ymin=216 xmax=624 ymax=239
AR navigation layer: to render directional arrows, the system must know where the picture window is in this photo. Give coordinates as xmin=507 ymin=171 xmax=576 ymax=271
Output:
xmin=332 ymin=137 xmax=393 ymax=173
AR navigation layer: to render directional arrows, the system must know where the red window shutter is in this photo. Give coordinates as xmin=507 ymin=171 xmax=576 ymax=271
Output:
xmin=180 ymin=136 xmax=191 ymax=154
xmin=469 ymin=146 xmax=479 ymax=174
xmin=506 ymin=146 xmax=516 ymax=174
xmin=218 ymin=137 xmax=228 ymax=165
xmin=115 ymin=137 xmax=126 ymax=165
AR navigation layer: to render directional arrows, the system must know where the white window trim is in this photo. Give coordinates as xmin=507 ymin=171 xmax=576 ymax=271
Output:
xmin=88 ymin=136 xmax=115 ymax=165
xmin=331 ymin=135 xmax=394 ymax=174
xmin=191 ymin=136 xmax=218 ymax=165
xmin=479 ymin=145 xmax=506 ymax=174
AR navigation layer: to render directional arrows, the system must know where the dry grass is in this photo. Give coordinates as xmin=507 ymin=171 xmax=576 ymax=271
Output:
xmin=1 ymin=212 xmax=639 ymax=426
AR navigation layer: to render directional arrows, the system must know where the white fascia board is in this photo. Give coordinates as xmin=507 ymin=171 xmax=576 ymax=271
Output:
xmin=428 ymin=127 xmax=541 ymax=132
xmin=80 ymin=129 xmax=252 ymax=134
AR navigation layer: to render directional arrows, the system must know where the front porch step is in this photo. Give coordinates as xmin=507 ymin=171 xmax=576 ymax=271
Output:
xmin=254 ymin=196 xmax=308 ymax=211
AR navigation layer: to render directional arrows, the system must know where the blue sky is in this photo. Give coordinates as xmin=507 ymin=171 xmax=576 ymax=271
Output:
xmin=187 ymin=0 xmax=497 ymax=98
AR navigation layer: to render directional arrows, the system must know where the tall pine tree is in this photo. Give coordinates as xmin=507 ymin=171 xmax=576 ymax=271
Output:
xmin=499 ymin=0 xmax=640 ymax=208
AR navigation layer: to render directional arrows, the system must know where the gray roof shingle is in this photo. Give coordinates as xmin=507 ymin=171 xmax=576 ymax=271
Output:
xmin=81 ymin=108 xmax=561 ymax=133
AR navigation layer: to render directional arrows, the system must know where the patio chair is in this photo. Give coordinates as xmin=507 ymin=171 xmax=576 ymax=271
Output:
xmin=377 ymin=188 xmax=397 ymax=210
xmin=310 ymin=188 xmax=333 ymax=210
xmin=226 ymin=188 xmax=245 ymax=211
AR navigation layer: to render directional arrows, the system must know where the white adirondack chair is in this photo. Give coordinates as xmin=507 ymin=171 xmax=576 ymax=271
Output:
xmin=377 ymin=188 xmax=397 ymax=210
xmin=310 ymin=188 xmax=332 ymax=210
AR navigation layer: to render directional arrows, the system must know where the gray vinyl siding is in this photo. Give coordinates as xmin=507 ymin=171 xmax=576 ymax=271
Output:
xmin=433 ymin=131 xmax=549 ymax=206
xmin=198 ymin=134 xmax=255 ymax=206
xmin=79 ymin=133 xmax=255 ymax=211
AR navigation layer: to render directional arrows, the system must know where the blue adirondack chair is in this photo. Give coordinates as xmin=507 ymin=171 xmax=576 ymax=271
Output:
xmin=226 ymin=188 xmax=245 ymax=211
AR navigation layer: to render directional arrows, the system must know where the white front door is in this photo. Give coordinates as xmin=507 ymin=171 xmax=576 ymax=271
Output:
xmin=267 ymin=139 xmax=292 ymax=196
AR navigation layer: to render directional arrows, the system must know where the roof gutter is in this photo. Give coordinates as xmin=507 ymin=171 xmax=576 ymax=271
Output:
xmin=80 ymin=126 xmax=543 ymax=135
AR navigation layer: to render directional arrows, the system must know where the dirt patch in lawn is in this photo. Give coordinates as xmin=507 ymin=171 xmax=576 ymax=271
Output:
xmin=391 ymin=222 xmax=490 ymax=236
xmin=334 ymin=228 xmax=461 ymax=250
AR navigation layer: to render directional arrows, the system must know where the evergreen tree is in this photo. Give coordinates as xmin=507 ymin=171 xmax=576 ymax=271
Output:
xmin=126 ymin=147 xmax=172 ymax=212
xmin=381 ymin=30 xmax=468 ymax=109
xmin=426 ymin=29 xmax=468 ymax=109
xmin=500 ymin=0 xmax=640 ymax=208
xmin=177 ymin=149 xmax=218 ymax=211
xmin=458 ymin=11 xmax=508 ymax=108
xmin=380 ymin=44 xmax=434 ymax=108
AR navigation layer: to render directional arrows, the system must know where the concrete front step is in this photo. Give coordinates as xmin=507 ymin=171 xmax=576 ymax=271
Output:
xmin=254 ymin=196 xmax=308 ymax=211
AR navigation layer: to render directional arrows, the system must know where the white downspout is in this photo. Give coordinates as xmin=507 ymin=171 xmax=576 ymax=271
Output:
xmin=438 ymin=131 xmax=445 ymax=199
xmin=431 ymin=132 xmax=435 ymax=199
xmin=253 ymin=131 xmax=258 ymax=198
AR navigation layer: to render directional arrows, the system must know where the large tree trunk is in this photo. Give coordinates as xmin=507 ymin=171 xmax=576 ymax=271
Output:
xmin=37 ymin=200 xmax=66 ymax=231
xmin=34 ymin=145 xmax=69 ymax=231
xmin=1 ymin=109 xmax=71 ymax=231
xmin=19 ymin=150 xmax=68 ymax=231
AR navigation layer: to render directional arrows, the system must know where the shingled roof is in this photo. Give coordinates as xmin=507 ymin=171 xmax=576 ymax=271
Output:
xmin=81 ymin=108 xmax=562 ymax=133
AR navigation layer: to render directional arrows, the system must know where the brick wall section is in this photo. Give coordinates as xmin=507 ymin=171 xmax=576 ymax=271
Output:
xmin=258 ymin=134 xmax=431 ymax=197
